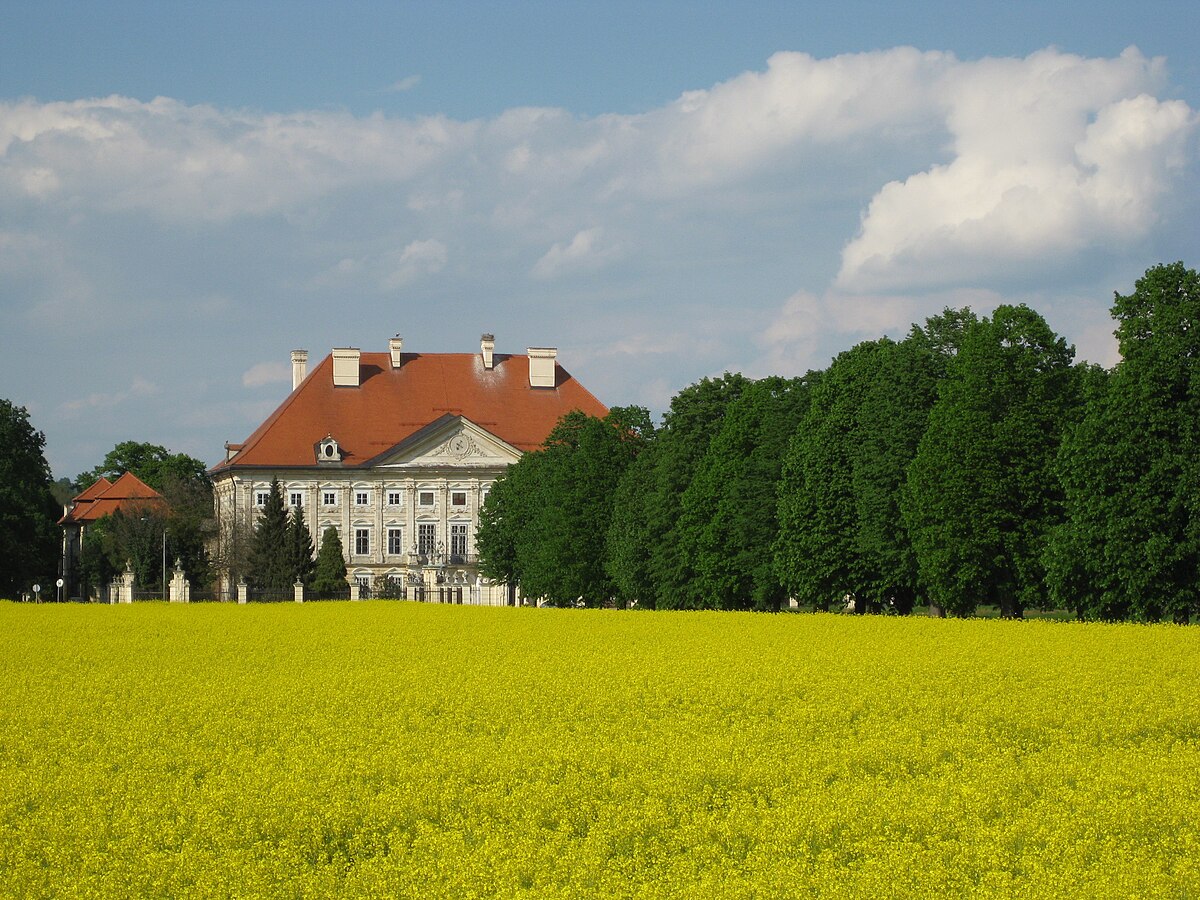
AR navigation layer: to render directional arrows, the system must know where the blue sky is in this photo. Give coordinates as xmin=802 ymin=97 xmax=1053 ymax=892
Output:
xmin=2 ymin=1 xmax=1198 ymax=479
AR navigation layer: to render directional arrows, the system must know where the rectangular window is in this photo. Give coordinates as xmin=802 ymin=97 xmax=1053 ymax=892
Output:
xmin=355 ymin=528 xmax=370 ymax=556
xmin=418 ymin=523 xmax=436 ymax=555
xmin=289 ymin=492 xmax=303 ymax=507
xmin=451 ymin=491 xmax=467 ymax=507
xmin=255 ymin=491 xmax=270 ymax=507
xmin=355 ymin=491 xmax=370 ymax=506
xmin=387 ymin=490 xmax=402 ymax=506
xmin=387 ymin=527 xmax=403 ymax=556
xmin=419 ymin=491 xmax=435 ymax=507
xmin=322 ymin=491 xmax=337 ymax=507
xmin=450 ymin=523 xmax=468 ymax=560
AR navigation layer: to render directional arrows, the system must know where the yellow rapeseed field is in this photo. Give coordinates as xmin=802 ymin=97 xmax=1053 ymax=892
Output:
xmin=1 ymin=602 xmax=1197 ymax=898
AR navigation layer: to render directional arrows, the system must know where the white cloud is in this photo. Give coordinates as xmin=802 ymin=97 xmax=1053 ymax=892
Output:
xmin=836 ymin=48 xmax=1196 ymax=293
xmin=387 ymin=75 xmax=422 ymax=93
xmin=241 ymin=361 xmax=292 ymax=387
xmin=0 ymin=46 xmax=1195 ymax=476
xmin=757 ymin=290 xmax=826 ymax=376
xmin=58 ymin=377 xmax=159 ymax=415
xmin=532 ymin=228 xmax=618 ymax=279
xmin=0 ymin=96 xmax=477 ymax=220
xmin=381 ymin=239 xmax=447 ymax=289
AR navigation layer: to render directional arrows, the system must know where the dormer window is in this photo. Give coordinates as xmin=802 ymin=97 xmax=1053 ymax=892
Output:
xmin=317 ymin=435 xmax=340 ymax=463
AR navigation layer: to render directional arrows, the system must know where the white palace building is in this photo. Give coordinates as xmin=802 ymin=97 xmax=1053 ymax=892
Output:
xmin=211 ymin=334 xmax=607 ymax=604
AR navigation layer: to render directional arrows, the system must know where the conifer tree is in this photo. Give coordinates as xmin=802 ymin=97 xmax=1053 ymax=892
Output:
xmin=248 ymin=478 xmax=290 ymax=596
xmin=312 ymin=526 xmax=348 ymax=595
xmin=286 ymin=504 xmax=316 ymax=588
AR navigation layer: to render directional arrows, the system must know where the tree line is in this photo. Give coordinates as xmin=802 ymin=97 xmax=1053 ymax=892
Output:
xmin=477 ymin=263 xmax=1200 ymax=623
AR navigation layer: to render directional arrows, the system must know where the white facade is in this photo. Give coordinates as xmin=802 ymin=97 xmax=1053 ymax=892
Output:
xmin=214 ymin=416 xmax=519 ymax=604
xmin=212 ymin=336 xmax=608 ymax=605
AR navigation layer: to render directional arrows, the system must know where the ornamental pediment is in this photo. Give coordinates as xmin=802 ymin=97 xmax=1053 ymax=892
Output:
xmin=369 ymin=415 xmax=520 ymax=469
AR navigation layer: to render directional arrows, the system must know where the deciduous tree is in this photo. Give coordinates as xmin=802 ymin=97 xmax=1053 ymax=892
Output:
xmin=682 ymin=375 xmax=816 ymax=611
xmin=478 ymin=407 xmax=652 ymax=606
xmin=0 ymin=399 xmax=60 ymax=596
xmin=609 ymin=374 xmax=748 ymax=610
xmin=1047 ymin=262 xmax=1200 ymax=622
xmin=903 ymin=305 xmax=1078 ymax=617
xmin=77 ymin=441 xmax=208 ymax=493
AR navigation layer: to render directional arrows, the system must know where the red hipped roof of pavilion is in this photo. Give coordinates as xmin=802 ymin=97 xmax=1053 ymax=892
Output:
xmin=213 ymin=351 xmax=609 ymax=471
xmin=59 ymin=472 xmax=166 ymax=525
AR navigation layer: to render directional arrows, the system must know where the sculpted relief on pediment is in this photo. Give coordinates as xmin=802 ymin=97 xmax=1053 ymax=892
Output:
xmin=376 ymin=418 xmax=520 ymax=469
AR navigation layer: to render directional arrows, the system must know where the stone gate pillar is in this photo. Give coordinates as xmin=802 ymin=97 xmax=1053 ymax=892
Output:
xmin=120 ymin=562 xmax=135 ymax=604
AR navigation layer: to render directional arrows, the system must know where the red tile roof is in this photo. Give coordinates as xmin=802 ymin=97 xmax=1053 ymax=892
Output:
xmin=59 ymin=472 xmax=166 ymax=525
xmin=214 ymin=351 xmax=608 ymax=471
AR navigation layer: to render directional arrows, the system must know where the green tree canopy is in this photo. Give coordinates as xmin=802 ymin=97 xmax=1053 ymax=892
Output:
xmin=681 ymin=374 xmax=817 ymax=611
xmin=478 ymin=407 xmax=652 ymax=606
xmin=606 ymin=373 xmax=748 ymax=610
xmin=775 ymin=341 xmax=890 ymax=612
xmin=77 ymin=441 xmax=209 ymax=493
xmin=1047 ymin=262 xmax=1200 ymax=622
xmin=902 ymin=305 xmax=1079 ymax=617
xmin=0 ymin=399 xmax=60 ymax=597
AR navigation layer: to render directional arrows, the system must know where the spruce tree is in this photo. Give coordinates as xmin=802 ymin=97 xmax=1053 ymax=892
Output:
xmin=312 ymin=527 xmax=348 ymax=595
xmin=248 ymin=478 xmax=290 ymax=596
xmin=286 ymin=504 xmax=316 ymax=588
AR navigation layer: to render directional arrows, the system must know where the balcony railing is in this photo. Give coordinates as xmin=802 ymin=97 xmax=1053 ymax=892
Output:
xmin=408 ymin=552 xmax=478 ymax=567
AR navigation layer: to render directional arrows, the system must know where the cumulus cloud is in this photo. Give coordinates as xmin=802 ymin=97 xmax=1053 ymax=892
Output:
xmin=836 ymin=48 xmax=1196 ymax=293
xmin=1 ymin=45 xmax=1196 ymax=476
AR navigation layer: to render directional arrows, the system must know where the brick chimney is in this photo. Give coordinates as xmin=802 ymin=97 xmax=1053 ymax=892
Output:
xmin=389 ymin=336 xmax=404 ymax=369
xmin=481 ymin=333 xmax=495 ymax=370
xmin=527 ymin=347 xmax=557 ymax=388
xmin=291 ymin=350 xmax=308 ymax=391
xmin=332 ymin=348 xmax=361 ymax=387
